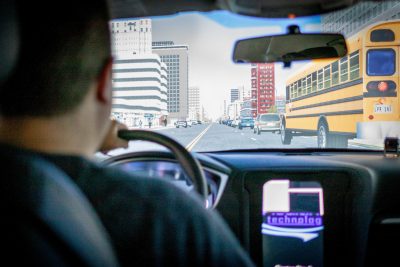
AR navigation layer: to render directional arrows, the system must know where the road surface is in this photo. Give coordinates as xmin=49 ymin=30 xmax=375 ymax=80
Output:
xmin=105 ymin=123 xmax=365 ymax=156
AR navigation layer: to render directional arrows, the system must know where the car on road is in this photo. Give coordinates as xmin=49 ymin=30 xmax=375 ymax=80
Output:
xmin=231 ymin=118 xmax=240 ymax=128
xmin=175 ymin=121 xmax=187 ymax=128
xmin=238 ymin=117 xmax=254 ymax=130
xmin=189 ymin=120 xmax=198 ymax=126
xmin=253 ymin=113 xmax=281 ymax=135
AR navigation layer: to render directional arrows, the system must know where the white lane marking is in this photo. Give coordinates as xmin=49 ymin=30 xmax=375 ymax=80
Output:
xmin=250 ymin=138 xmax=257 ymax=141
xmin=186 ymin=124 xmax=213 ymax=151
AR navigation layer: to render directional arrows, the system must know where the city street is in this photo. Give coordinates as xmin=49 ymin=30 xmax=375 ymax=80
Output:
xmin=159 ymin=123 xmax=321 ymax=151
xmin=105 ymin=123 xmax=365 ymax=157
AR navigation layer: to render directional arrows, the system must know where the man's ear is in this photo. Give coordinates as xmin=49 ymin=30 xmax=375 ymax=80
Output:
xmin=96 ymin=57 xmax=113 ymax=104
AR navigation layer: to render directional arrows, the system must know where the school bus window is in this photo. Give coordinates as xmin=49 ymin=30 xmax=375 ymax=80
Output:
xmin=294 ymin=82 xmax=298 ymax=98
xmin=367 ymin=48 xmax=396 ymax=76
xmin=311 ymin=72 xmax=317 ymax=92
xmin=332 ymin=61 xmax=339 ymax=85
xmin=291 ymin=84 xmax=295 ymax=99
xmin=297 ymin=80 xmax=302 ymax=97
xmin=324 ymin=65 xmax=331 ymax=89
xmin=370 ymin=29 xmax=395 ymax=42
xmin=302 ymin=77 xmax=307 ymax=96
xmin=317 ymin=69 xmax=323 ymax=90
xmin=306 ymin=74 xmax=311 ymax=94
xmin=340 ymin=56 xmax=349 ymax=83
xmin=349 ymin=50 xmax=360 ymax=80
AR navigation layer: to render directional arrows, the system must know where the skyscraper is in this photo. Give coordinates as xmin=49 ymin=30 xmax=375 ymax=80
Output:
xmin=188 ymin=87 xmax=200 ymax=121
xmin=110 ymin=19 xmax=152 ymax=56
xmin=230 ymin=88 xmax=239 ymax=103
xmin=251 ymin=63 xmax=275 ymax=116
xmin=153 ymin=41 xmax=189 ymax=121
xmin=110 ymin=19 xmax=168 ymax=127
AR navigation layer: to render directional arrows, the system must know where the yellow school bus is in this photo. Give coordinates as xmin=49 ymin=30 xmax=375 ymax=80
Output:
xmin=281 ymin=20 xmax=400 ymax=148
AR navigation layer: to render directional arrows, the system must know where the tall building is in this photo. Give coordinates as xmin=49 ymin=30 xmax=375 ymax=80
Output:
xmin=322 ymin=2 xmax=400 ymax=37
xmin=188 ymin=87 xmax=200 ymax=120
xmin=110 ymin=19 xmax=152 ymax=56
xmin=112 ymin=55 xmax=168 ymax=126
xmin=110 ymin=18 xmax=168 ymax=127
xmin=251 ymin=63 xmax=275 ymax=116
xmin=230 ymin=88 xmax=239 ymax=103
xmin=153 ymin=41 xmax=189 ymax=121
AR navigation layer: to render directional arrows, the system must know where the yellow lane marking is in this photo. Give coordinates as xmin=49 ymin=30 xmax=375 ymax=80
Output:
xmin=186 ymin=124 xmax=213 ymax=151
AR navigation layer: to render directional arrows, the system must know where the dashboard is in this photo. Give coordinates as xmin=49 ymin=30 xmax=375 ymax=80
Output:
xmin=104 ymin=149 xmax=400 ymax=267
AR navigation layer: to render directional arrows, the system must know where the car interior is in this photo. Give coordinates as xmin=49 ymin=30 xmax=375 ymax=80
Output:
xmin=2 ymin=0 xmax=400 ymax=267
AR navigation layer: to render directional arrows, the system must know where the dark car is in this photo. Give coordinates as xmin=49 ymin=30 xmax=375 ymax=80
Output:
xmin=238 ymin=117 xmax=254 ymax=130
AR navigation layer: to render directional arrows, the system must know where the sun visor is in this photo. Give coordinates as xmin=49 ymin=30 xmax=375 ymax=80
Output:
xmin=218 ymin=0 xmax=356 ymax=17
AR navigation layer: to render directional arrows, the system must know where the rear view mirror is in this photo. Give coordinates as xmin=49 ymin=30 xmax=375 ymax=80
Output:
xmin=233 ymin=31 xmax=347 ymax=65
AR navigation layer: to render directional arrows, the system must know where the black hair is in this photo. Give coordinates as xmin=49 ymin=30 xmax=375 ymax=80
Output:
xmin=0 ymin=0 xmax=111 ymax=116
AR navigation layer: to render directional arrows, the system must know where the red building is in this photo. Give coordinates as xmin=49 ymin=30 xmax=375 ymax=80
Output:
xmin=251 ymin=63 xmax=275 ymax=117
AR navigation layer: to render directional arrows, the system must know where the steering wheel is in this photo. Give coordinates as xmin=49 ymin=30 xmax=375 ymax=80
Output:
xmin=117 ymin=129 xmax=209 ymax=208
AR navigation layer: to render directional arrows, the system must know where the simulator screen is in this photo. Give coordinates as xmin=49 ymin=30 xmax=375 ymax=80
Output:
xmin=262 ymin=180 xmax=324 ymax=267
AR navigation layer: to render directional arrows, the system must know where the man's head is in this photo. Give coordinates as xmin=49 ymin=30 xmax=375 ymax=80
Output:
xmin=0 ymin=0 xmax=113 ymax=155
xmin=0 ymin=0 xmax=111 ymax=116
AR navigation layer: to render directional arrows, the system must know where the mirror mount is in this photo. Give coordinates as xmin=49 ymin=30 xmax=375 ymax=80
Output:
xmin=282 ymin=25 xmax=301 ymax=68
xmin=287 ymin=25 xmax=301 ymax=34
xmin=283 ymin=61 xmax=291 ymax=68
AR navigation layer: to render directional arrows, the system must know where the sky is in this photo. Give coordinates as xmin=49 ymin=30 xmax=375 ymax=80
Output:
xmin=151 ymin=11 xmax=321 ymax=119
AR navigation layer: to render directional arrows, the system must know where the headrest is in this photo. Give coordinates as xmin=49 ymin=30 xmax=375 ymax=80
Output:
xmin=0 ymin=0 xmax=19 ymax=87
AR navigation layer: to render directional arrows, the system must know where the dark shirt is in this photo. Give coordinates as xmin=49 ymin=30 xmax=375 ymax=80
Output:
xmin=2 ymin=144 xmax=255 ymax=267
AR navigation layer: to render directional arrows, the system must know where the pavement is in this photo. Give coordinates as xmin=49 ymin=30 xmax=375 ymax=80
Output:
xmin=348 ymin=139 xmax=384 ymax=150
xmin=128 ymin=124 xmax=176 ymax=131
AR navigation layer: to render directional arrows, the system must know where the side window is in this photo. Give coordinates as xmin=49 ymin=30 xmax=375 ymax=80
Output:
xmin=331 ymin=61 xmax=339 ymax=86
xmin=323 ymin=65 xmax=331 ymax=89
xmin=317 ymin=69 xmax=323 ymax=90
xmin=301 ymin=78 xmax=306 ymax=96
xmin=297 ymin=80 xmax=302 ymax=97
xmin=306 ymin=74 xmax=311 ymax=94
xmin=349 ymin=50 xmax=360 ymax=80
xmin=340 ymin=56 xmax=348 ymax=83
xmin=311 ymin=72 xmax=317 ymax=92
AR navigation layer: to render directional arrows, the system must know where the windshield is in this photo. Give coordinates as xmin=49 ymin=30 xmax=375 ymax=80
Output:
xmin=109 ymin=1 xmax=400 ymax=153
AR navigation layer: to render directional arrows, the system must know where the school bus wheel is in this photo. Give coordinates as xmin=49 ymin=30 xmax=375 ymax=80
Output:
xmin=280 ymin=121 xmax=292 ymax=145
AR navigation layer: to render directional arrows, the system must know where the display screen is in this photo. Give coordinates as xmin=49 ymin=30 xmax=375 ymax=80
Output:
xmin=262 ymin=180 xmax=324 ymax=267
